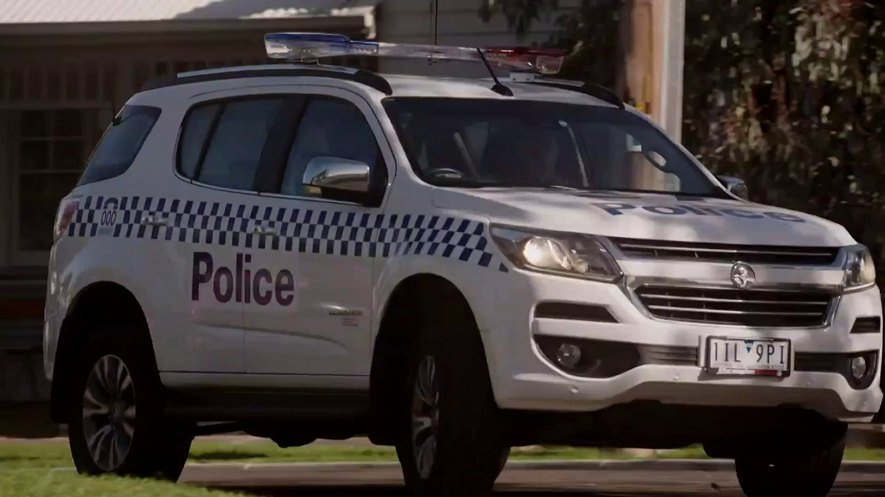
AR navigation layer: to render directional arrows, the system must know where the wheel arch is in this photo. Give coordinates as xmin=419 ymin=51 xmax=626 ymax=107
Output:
xmin=368 ymin=272 xmax=483 ymax=444
xmin=49 ymin=281 xmax=156 ymax=422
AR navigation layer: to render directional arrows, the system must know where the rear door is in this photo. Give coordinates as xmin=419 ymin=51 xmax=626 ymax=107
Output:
xmin=163 ymin=94 xmax=302 ymax=373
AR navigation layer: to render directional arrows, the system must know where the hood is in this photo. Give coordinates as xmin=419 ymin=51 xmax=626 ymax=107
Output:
xmin=432 ymin=188 xmax=854 ymax=247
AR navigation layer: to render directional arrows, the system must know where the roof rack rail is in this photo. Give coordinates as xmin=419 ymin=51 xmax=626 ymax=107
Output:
xmin=141 ymin=65 xmax=393 ymax=95
xmin=528 ymin=80 xmax=625 ymax=109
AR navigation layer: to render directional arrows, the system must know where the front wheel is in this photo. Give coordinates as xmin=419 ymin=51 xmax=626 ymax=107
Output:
xmin=68 ymin=326 xmax=193 ymax=480
xmin=395 ymin=296 xmax=510 ymax=496
xmin=735 ymin=426 xmax=846 ymax=497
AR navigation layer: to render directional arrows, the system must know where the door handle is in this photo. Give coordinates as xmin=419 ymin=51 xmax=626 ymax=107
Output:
xmin=140 ymin=214 xmax=168 ymax=227
xmin=251 ymin=225 xmax=278 ymax=237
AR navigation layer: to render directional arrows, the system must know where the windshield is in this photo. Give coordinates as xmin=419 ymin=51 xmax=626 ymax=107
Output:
xmin=383 ymin=98 xmax=722 ymax=196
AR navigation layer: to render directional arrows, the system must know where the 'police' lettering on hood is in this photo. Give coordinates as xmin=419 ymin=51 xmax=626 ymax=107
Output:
xmin=591 ymin=203 xmax=805 ymax=223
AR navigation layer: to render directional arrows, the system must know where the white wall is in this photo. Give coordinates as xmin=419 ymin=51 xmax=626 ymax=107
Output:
xmin=376 ymin=0 xmax=579 ymax=74
xmin=379 ymin=0 xmax=579 ymax=45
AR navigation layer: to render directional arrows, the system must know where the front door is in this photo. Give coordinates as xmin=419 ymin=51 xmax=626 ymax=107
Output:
xmin=244 ymin=90 xmax=390 ymax=375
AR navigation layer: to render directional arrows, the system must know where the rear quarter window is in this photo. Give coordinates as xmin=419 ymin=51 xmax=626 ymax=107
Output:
xmin=77 ymin=105 xmax=161 ymax=186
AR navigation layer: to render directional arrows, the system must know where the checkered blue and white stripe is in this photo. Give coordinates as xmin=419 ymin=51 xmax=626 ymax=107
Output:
xmin=70 ymin=196 xmax=509 ymax=272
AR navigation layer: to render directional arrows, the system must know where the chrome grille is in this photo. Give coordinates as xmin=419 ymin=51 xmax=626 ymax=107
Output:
xmin=612 ymin=238 xmax=839 ymax=265
xmin=635 ymin=286 xmax=833 ymax=327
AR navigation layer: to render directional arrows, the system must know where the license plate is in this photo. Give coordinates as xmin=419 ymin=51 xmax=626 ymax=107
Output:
xmin=705 ymin=337 xmax=791 ymax=377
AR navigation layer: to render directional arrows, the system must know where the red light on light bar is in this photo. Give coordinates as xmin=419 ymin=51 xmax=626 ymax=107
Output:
xmin=484 ymin=47 xmax=567 ymax=75
xmin=485 ymin=47 xmax=568 ymax=56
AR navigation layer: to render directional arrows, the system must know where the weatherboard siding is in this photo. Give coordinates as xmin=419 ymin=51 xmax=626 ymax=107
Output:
xmin=378 ymin=0 xmax=579 ymax=46
xmin=377 ymin=0 xmax=579 ymax=74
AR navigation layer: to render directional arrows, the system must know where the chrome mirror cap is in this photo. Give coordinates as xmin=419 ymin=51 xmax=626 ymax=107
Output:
xmin=717 ymin=175 xmax=749 ymax=200
xmin=302 ymin=156 xmax=371 ymax=197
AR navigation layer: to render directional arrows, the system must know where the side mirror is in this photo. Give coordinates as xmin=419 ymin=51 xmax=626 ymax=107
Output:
xmin=717 ymin=175 xmax=749 ymax=200
xmin=302 ymin=157 xmax=371 ymax=203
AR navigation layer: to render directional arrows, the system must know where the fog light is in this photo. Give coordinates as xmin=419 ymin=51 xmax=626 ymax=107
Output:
xmin=850 ymin=356 xmax=868 ymax=380
xmin=556 ymin=343 xmax=582 ymax=369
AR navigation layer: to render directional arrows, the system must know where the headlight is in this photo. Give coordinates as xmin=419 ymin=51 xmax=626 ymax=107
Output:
xmin=843 ymin=245 xmax=876 ymax=290
xmin=491 ymin=226 xmax=621 ymax=282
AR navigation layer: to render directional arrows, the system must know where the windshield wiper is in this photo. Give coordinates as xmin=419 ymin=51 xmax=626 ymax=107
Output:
xmin=581 ymin=187 xmax=728 ymax=198
xmin=431 ymin=178 xmax=585 ymax=190
xmin=430 ymin=179 xmax=507 ymax=188
xmin=430 ymin=179 xmax=549 ymax=189
xmin=429 ymin=180 xmax=720 ymax=197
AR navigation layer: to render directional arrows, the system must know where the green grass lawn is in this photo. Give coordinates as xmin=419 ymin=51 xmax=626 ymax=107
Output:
xmin=0 ymin=440 xmax=397 ymax=469
xmin=0 ymin=439 xmax=711 ymax=470
xmin=3 ymin=439 xmax=885 ymax=497
xmin=1 ymin=471 xmax=253 ymax=497
xmin=5 ymin=438 xmax=885 ymax=470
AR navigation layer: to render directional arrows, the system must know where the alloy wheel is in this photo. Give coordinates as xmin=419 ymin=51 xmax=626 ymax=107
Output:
xmin=411 ymin=355 xmax=439 ymax=479
xmin=81 ymin=354 xmax=136 ymax=471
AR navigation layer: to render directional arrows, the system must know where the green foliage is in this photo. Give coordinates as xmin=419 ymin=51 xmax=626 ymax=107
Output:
xmin=550 ymin=0 xmax=625 ymax=89
xmin=479 ymin=0 xmax=561 ymax=38
xmin=684 ymin=0 xmax=885 ymax=271
xmin=485 ymin=0 xmax=885 ymax=274
xmin=480 ymin=0 xmax=625 ymax=88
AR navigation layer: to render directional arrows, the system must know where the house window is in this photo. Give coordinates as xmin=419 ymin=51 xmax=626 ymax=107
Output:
xmin=16 ymin=109 xmax=101 ymax=254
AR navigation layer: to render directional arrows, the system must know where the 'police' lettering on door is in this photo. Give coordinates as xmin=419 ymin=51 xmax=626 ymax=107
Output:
xmin=191 ymin=252 xmax=295 ymax=306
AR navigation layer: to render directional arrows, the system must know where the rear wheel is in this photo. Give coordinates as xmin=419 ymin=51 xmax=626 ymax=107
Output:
xmin=395 ymin=296 xmax=510 ymax=496
xmin=68 ymin=325 xmax=193 ymax=480
xmin=735 ymin=426 xmax=846 ymax=497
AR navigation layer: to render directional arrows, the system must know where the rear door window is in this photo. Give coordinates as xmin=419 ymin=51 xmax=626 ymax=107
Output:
xmin=179 ymin=98 xmax=285 ymax=191
xmin=77 ymin=105 xmax=160 ymax=186
xmin=177 ymin=103 xmax=221 ymax=179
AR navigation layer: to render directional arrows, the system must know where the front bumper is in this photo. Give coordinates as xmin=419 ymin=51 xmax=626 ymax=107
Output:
xmin=483 ymin=270 xmax=883 ymax=423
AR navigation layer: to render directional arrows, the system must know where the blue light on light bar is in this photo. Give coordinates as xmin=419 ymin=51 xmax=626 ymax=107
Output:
xmin=265 ymin=32 xmax=477 ymax=63
xmin=265 ymin=32 xmax=377 ymax=59
xmin=264 ymin=32 xmax=565 ymax=74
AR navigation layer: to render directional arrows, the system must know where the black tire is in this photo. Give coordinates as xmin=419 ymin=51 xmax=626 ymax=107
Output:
xmin=735 ymin=425 xmax=846 ymax=497
xmin=67 ymin=324 xmax=193 ymax=480
xmin=395 ymin=292 xmax=510 ymax=496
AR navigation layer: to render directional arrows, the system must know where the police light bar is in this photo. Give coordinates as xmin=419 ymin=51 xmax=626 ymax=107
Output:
xmin=264 ymin=32 xmax=565 ymax=75
xmin=484 ymin=47 xmax=566 ymax=76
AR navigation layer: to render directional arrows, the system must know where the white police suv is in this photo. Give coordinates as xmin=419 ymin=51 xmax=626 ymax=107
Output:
xmin=44 ymin=33 xmax=882 ymax=497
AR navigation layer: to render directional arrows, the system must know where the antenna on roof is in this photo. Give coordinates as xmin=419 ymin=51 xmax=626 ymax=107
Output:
xmin=476 ymin=48 xmax=513 ymax=96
